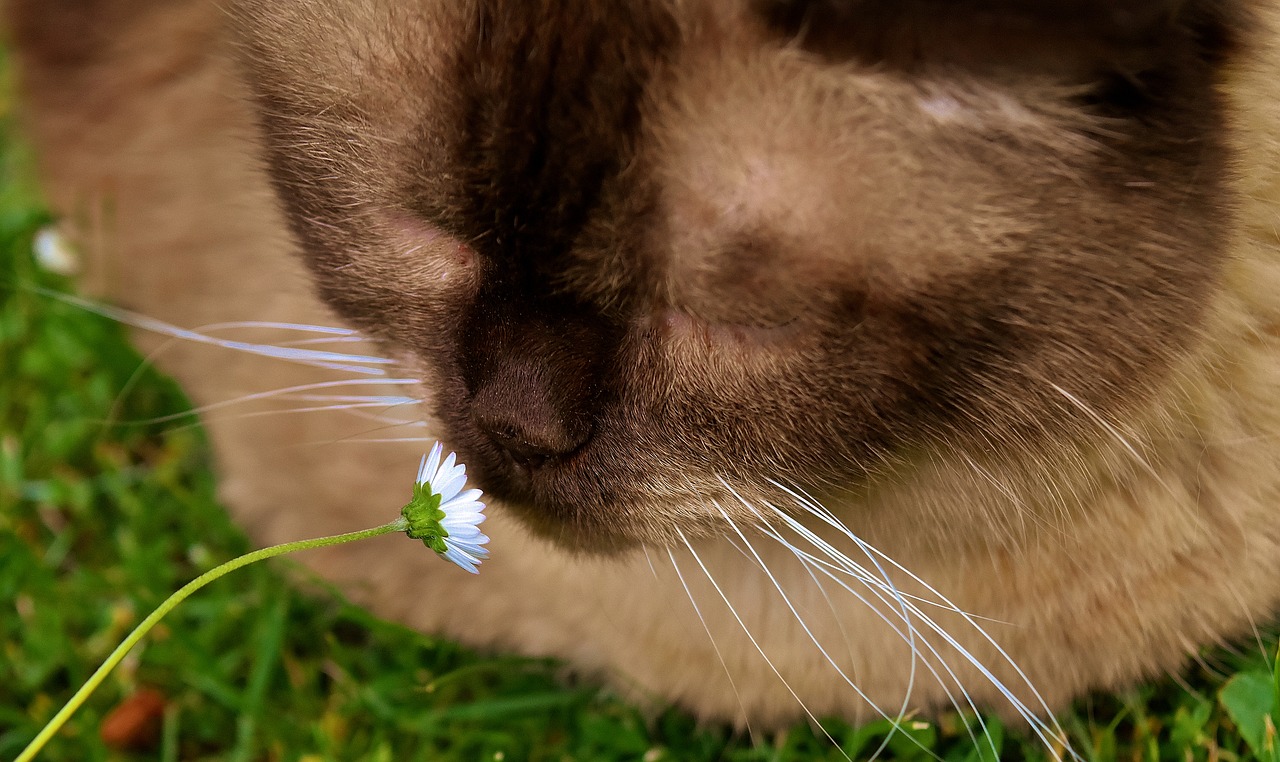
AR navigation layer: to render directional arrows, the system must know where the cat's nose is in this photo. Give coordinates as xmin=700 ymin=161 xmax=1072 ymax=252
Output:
xmin=470 ymin=370 xmax=592 ymax=468
xmin=462 ymin=296 xmax=616 ymax=470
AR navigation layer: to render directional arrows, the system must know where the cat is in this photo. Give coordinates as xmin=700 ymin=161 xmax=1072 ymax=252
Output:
xmin=11 ymin=0 xmax=1280 ymax=738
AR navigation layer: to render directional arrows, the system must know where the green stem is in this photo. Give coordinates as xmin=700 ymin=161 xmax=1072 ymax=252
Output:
xmin=16 ymin=518 xmax=408 ymax=762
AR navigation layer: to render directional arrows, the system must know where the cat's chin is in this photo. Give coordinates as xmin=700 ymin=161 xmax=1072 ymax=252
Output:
xmin=482 ymin=489 xmax=661 ymax=556
xmin=486 ymin=486 xmax=736 ymax=557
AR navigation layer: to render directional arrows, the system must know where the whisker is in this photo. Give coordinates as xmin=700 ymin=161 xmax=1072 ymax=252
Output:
xmin=756 ymin=514 xmax=992 ymax=760
xmin=276 ymin=393 xmax=421 ymax=405
xmin=30 ymin=285 xmax=395 ymax=375
xmin=768 ymin=482 xmax=1074 ymax=758
xmin=177 ymin=321 xmax=381 ymax=349
xmin=640 ymin=546 xmax=661 ymax=580
xmin=664 ymin=546 xmax=755 ymax=741
xmin=712 ymin=502 xmax=943 ymax=762
xmin=294 ymin=437 xmax=440 ymax=445
xmin=768 ymin=509 xmax=1009 ymax=623
xmin=178 ymin=319 xmax=361 ymax=335
xmin=287 ymin=415 xmax=446 ymax=447
xmin=99 ymin=378 xmax=422 ymax=426
xmin=675 ymin=528 xmax=853 ymax=761
xmin=717 ymin=479 xmax=989 ymax=760
xmin=182 ymin=401 xmax=422 ymax=428
xmin=1047 ymin=381 xmax=1175 ymax=497
xmin=275 ymin=336 xmax=371 ymax=347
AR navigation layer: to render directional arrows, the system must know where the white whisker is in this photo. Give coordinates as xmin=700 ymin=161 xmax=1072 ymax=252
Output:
xmin=716 ymin=479 xmax=991 ymax=759
xmin=100 ymin=378 xmax=422 ymax=426
xmin=766 ymin=481 xmax=1074 ymax=758
xmin=291 ymin=436 xmax=441 ymax=446
xmin=757 ymin=514 xmax=993 ymax=760
xmin=1047 ymin=382 xmax=1174 ymax=497
xmin=664 ymin=546 xmax=755 ymax=740
xmin=640 ymin=546 xmax=660 ymax=579
xmin=185 ymin=401 xmax=422 ymax=427
xmin=274 ymin=336 xmax=370 ymax=346
xmin=33 ymin=286 xmax=395 ymax=375
xmin=181 ymin=319 xmax=361 ymax=335
xmin=179 ymin=321 xmax=380 ymax=349
xmin=675 ymin=528 xmax=852 ymax=761
xmin=277 ymin=393 xmax=421 ymax=406
xmin=712 ymin=501 xmax=942 ymax=762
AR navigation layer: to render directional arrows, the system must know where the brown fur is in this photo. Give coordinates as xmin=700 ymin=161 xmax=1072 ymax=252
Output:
xmin=9 ymin=0 xmax=1280 ymax=729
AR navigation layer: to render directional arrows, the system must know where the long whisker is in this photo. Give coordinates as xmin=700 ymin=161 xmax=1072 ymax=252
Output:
xmin=716 ymin=481 xmax=924 ymax=710
xmin=712 ymin=502 xmax=944 ymax=762
xmin=768 ymin=481 xmax=1074 ymax=758
xmin=293 ymin=437 xmax=441 ymax=445
xmin=178 ymin=401 xmax=423 ymax=428
xmin=664 ymin=546 xmax=755 ymax=741
xmin=278 ymin=394 xmax=421 ymax=404
xmin=287 ymin=415 xmax=451 ymax=447
xmin=675 ymin=528 xmax=853 ymax=761
xmin=30 ymin=285 xmax=395 ymax=375
xmin=275 ymin=335 xmax=371 ymax=347
xmin=90 ymin=319 xmax=389 ymax=437
xmin=765 ymin=509 xmax=1008 ymax=623
xmin=173 ymin=319 xmax=363 ymax=336
xmin=718 ymin=479 xmax=992 ymax=760
xmin=640 ymin=546 xmax=660 ymax=579
xmin=99 ymin=378 xmax=422 ymax=426
xmin=1047 ymin=381 xmax=1174 ymax=497
xmin=755 ymin=512 xmax=992 ymax=759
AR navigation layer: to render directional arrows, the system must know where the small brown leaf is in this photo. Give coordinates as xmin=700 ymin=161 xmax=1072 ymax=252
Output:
xmin=100 ymin=687 xmax=167 ymax=751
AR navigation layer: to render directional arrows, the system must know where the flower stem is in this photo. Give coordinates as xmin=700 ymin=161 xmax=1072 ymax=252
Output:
xmin=16 ymin=519 xmax=408 ymax=762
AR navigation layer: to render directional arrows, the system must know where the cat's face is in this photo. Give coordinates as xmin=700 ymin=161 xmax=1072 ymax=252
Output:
xmin=233 ymin=0 xmax=1238 ymax=550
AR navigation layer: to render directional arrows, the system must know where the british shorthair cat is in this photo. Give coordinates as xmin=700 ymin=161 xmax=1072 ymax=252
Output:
xmin=11 ymin=0 xmax=1280 ymax=734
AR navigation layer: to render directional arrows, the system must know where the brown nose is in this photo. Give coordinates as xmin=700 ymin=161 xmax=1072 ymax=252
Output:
xmin=464 ymin=301 xmax=605 ymax=468
xmin=470 ymin=367 xmax=592 ymax=467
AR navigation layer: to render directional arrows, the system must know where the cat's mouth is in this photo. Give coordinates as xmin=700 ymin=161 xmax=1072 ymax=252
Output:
xmin=450 ymin=431 xmax=794 ymax=554
xmin=456 ymin=441 xmax=661 ymax=553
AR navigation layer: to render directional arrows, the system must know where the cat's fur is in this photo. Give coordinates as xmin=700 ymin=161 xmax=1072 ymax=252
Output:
xmin=10 ymin=0 xmax=1280 ymax=729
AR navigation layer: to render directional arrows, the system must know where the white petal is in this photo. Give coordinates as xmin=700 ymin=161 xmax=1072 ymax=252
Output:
xmin=443 ymin=545 xmax=481 ymax=573
xmin=441 ymin=508 xmax=485 ymax=524
xmin=444 ymin=526 xmax=485 ymax=543
xmin=442 ymin=512 xmax=483 ymax=528
xmin=438 ymin=452 xmax=457 ymax=481
xmin=442 ymin=462 xmax=468 ymax=490
xmin=448 ymin=489 xmax=484 ymax=506
xmin=452 ymin=541 xmax=490 ymax=557
xmin=435 ymin=473 xmax=467 ymax=503
xmin=441 ymin=495 xmax=484 ymax=512
xmin=420 ymin=442 xmax=444 ymax=486
xmin=447 ymin=539 xmax=489 ymax=558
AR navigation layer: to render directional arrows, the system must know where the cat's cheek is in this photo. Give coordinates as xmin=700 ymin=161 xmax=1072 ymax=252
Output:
xmin=380 ymin=214 xmax=482 ymax=294
xmin=656 ymin=309 xmax=807 ymax=355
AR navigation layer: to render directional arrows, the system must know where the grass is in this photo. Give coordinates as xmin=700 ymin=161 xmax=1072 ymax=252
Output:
xmin=0 ymin=77 xmax=1277 ymax=762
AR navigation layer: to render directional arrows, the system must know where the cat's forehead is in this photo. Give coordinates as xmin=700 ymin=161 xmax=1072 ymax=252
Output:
xmin=235 ymin=0 xmax=1237 ymax=319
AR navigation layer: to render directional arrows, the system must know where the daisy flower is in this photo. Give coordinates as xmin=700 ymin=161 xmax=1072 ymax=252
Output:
xmin=400 ymin=442 xmax=489 ymax=573
xmin=15 ymin=442 xmax=492 ymax=762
